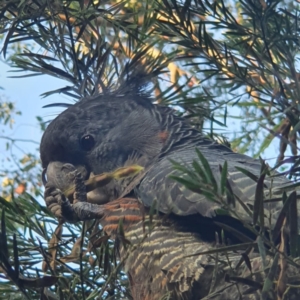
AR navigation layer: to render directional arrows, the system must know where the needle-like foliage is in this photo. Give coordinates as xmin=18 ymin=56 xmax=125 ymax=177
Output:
xmin=1 ymin=0 xmax=300 ymax=299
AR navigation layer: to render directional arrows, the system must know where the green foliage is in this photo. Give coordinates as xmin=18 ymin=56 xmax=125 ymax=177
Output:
xmin=0 ymin=192 xmax=131 ymax=299
xmin=1 ymin=0 xmax=300 ymax=299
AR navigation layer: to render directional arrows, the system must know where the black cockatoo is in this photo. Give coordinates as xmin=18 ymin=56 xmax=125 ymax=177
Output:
xmin=40 ymin=87 xmax=300 ymax=300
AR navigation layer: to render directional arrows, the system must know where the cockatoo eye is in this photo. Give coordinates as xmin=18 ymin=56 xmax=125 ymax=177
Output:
xmin=80 ymin=134 xmax=95 ymax=151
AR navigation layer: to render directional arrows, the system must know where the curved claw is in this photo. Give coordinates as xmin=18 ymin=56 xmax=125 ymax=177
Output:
xmin=44 ymin=184 xmax=79 ymax=223
xmin=44 ymin=167 xmax=105 ymax=223
xmin=57 ymin=191 xmax=81 ymax=223
xmin=42 ymin=168 xmax=48 ymax=186
xmin=71 ymin=169 xmax=87 ymax=203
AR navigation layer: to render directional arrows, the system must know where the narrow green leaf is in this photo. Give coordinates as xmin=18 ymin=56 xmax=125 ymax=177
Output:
xmin=13 ymin=234 xmax=19 ymax=280
xmin=195 ymin=148 xmax=218 ymax=190
xmin=219 ymin=161 xmax=228 ymax=195
xmin=235 ymin=166 xmax=268 ymax=189
xmin=253 ymin=172 xmax=266 ymax=227
xmin=185 ymin=242 xmax=256 ymax=257
xmin=192 ymin=160 xmax=208 ymax=183
xmin=272 ymin=191 xmax=295 ymax=244
xmin=261 ymin=253 xmax=279 ymax=299
xmin=0 ymin=209 xmax=8 ymax=261
xmin=214 ymin=221 xmax=254 ymax=244
xmin=288 ymin=191 xmax=298 ymax=257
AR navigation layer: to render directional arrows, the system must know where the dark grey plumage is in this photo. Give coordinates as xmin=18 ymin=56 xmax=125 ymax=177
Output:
xmin=40 ymin=89 xmax=299 ymax=300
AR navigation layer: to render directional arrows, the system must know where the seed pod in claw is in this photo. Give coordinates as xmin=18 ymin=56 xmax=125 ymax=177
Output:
xmin=64 ymin=165 xmax=144 ymax=199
